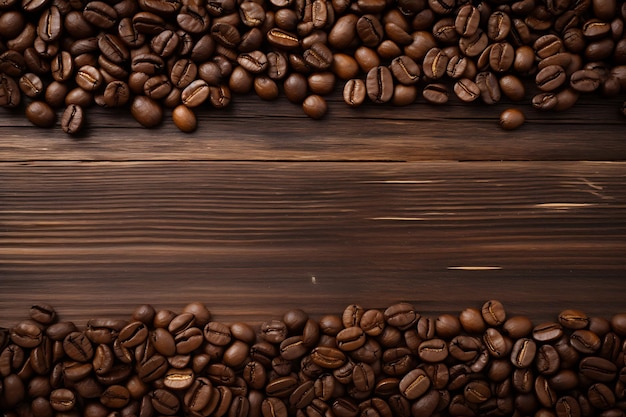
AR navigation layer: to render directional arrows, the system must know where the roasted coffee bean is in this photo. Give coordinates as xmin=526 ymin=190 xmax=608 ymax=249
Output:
xmin=83 ymin=1 xmax=118 ymax=29
xmin=489 ymin=42 xmax=514 ymax=73
xmin=366 ymin=66 xmax=393 ymax=104
xmin=579 ymin=356 xmax=617 ymax=382
xmin=510 ymin=337 xmax=536 ymax=367
xmin=459 ymin=29 xmax=489 ymax=57
xmin=533 ymin=92 xmax=559 ymax=111
xmin=476 ymin=71 xmax=501 ymax=104
xmin=423 ymin=48 xmax=448 ymax=79
xmin=487 ymin=11 xmax=511 ymax=42
xmin=130 ymin=95 xmax=163 ymax=128
xmin=399 ymin=368 xmax=430 ymax=400
xmin=555 ymin=395 xmax=582 ymax=417
xmin=303 ymin=42 xmax=333 ymax=70
xmin=359 ymin=310 xmax=385 ymax=337
xmin=302 ymin=94 xmax=327 ymax=119
xmin=390 ymin=55 xmax=420 ymax=85
xmin=0 ymin=74 xmax=21 ymax=107
xmin=37 ymin=6 xmax=62 ymax=42
xmin=336 ymin=327 xmax=366 ymax=352
xmin=183 ymin=377 xmax=214 ymax=411
xmin=570 ymin=329 xmax=601 ymax=354
xmin=151 ymin=388 xmax=180 ymax=415
xmin=484 ymin=327 xmax=507 ymax=358
xmin=536 ymin=65 xmax=567 ymax=91
xmin=18 ymin=73 xmax=42 ymax=99
xmin=500 ymin=105 xmax=520 ymax=128
xmin=570 ymin=69 xmax=602 ymax=92
xmin=262 ymin=396 xmax=287 ymax=417
xmin=10 ymin=320 xmax=43 ymax=348
xmin=50 ymin=388 xmax=76 ymax=411
xmin=61 ymin=104 xmax=84 ymax=135
xmin=418 ymin=339 xmax=448 ymax=362
xmin=310 ymin=346 xmax=346 ymax=368
xmin=254 ymin=75 xmax=279 ymax=100
xmin=101 ymin=384 xmax=131 ymax=408
xmin=343 ymin=79 xmax=366 ymax=107
xmin=180 ymin=79 xmax=209 ymax=107
xmin=455 ymin=5 xmax=480 ymax=37
xmin=533 ymin=322 xmax=564 ymax=342
xmin=356 ymin=14 xmax=383 ymax=47
xmin=499 ymin=74 xmax=525 ymax=101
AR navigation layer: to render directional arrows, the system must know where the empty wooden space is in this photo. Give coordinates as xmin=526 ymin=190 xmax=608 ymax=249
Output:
xmin=1 ymin=93 xmax=625 ymax=327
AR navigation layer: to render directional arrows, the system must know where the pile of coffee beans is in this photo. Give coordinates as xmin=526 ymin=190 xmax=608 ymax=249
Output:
xmin=0 ymin=0 xmax=625 ymax=131
xmin=2 ymin=301 xmax=626 ymax=417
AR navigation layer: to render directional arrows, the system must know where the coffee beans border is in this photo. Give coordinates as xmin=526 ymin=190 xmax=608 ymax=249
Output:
xmin=2 ymin=301 xmax=626 ymax=416
xmin=0 ymin=0 xmax=625 ymax=132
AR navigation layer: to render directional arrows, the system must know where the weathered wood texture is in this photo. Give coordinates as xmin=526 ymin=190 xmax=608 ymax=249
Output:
xmin=1 ymin=161 xmax=625 ymax=326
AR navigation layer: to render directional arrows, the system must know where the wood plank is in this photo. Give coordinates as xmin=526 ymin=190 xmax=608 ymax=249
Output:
xmin=1 ymin=92 xmax=625 ymax=162
xmin=1 ymin=161 xmax=625 ymax=326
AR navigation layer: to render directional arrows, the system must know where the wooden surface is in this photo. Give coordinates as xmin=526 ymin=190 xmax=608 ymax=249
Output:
xmin=1 ymin=91 xmax=626 ymax=328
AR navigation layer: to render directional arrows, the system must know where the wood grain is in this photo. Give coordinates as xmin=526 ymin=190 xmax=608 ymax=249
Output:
xmin=1 ymin=92 xmax=625 ymax=162
xmin=1 ymin=161 xmax=625 ymax=327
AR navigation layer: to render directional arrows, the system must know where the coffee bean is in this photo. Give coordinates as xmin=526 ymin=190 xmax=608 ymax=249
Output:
xmin=342 ymin=78 xmax=366 ymax=107
xmin=399 ymin=368 xmax=430 ymax=400
xmin=487 ymin=11 xmax=511 ymax=42
xmin=455 ymin=4 xmax=480 ymax=37
xmin=83 ymin=1 xmax=118 ymax=29
xmin=254 ymin=75 xmax=279 ymax=100
xmin=475 ymin=72 xmax=501 ymax=104
xmin=303 ymin=42 xmax=333 ymax=70
xmin=151 ymin=388 xmax=180 ymax=415
xmin=25 ymin=101 xmax=56 ymax=129
xmin=579 ymin=356 xmax=617 ymax=382
xmin=532 ymin=92 xmax=559 ymax=111
xmin=533 ymin=322 xmax=564 ymax=343
xmin=130 ymin=95 xmax=163 ymax=128
xmin=302 ymin=94 xmax=327 ymax=119
xmin=498 ymin=108 xmax=525 ymax=130
xmin=38 ymin=6 xmax=62 ymax=43
xmin=262 ymin=397 xmax=287 ymax=417
xmin=50 ymin=388 xmax=76 ymax=411
xmin=509 ymin=337 xmax=536 ymax=367
xmin=60 ymin=104 xmax=85 ymax=135
xmin=101 ymin=384 xmax=130 ymax=408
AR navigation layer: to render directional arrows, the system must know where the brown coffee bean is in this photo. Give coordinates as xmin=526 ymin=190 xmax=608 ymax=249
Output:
xmin=130 ymin=95 xmax=162 ymax=128
xmin=580 ymin=356 xmax=617 ymax=382
xmin=50 ymin=388 xmax=76 ymax=411
xmin=61 ymin=104 xmax=84 ymax=135
xmin=481 ymin=300 xmax=506 ymax=326
xmin=101 ymin=385 xmax=130 ymax=408
xmin=83 ymin=1 xmax=118 ymax=29
xmin=310 ymin=346 xmax=346 ymax=369
xmin=302 ymin=94 xmax=327 ymax=119
xmin=343 ymin=79 xmax=366 ymax=107
xmin=570 ymin=330 xmax=601 ymax=354
xmin=510 ymin=337 xmax=536 ymax=367
xmin=254 ymin=76 xmax=279 ymax=100
xmin=455 ymin=4 xmax=480 ymax=37
xmin=262 ymin=397 xmax=287 ymax=417
xmin=499 ymin=74 xmax=525 ymax=101
xmin=399 ymin=368 xmax=430 ymax=400
xmin=24 ymin=101 xmax=56 ymax=128
xmin=556 ymin=395 xmax=582 ymax=417
xmin=487 ymin=11 xmax=511 ymax=42
xmin=536 ymin=65 xmax=567 ymax=91
xmin=151 ymin=388 xmax=180 ymax=415
xmin=533 ymin=322 xmax=564 ymax=343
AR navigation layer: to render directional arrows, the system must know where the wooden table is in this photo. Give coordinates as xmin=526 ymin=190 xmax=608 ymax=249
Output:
xmin=1 ymin=91 xmax=625 ymax=327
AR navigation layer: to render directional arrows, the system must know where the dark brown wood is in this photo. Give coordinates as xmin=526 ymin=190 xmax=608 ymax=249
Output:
xmin=2 ymin=161 xmax=625 ymax=326
xmin=1 ymin=93 xmax=625 ymax=162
